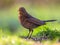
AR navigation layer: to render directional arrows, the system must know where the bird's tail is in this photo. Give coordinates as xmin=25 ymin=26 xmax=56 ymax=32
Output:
xmin=43 ymin=20 xmax=56 ymax=22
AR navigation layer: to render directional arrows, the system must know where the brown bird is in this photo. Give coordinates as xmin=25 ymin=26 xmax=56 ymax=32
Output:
xmin=18 ymin=7 xmax=56 ymax=38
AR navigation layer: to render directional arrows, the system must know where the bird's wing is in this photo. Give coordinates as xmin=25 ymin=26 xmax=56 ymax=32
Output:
xmin=27 ymin=17 xmax=45 ymax=25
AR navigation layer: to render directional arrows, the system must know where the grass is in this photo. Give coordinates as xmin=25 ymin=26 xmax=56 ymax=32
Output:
xmin=0 ymin=35 xmax=34 ymax=45
xmin=35 ymin=27 xmax=60 ymax=41
xmin=0 ymin=34 xmax=60 ymax=45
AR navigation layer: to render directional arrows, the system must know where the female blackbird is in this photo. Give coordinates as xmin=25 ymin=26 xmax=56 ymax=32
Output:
xmin=18 ymin=7 xmax=56 ymax=38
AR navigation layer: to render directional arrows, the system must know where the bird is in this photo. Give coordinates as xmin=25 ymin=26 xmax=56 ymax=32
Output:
xmin=18 ymin=7 xmax=56 ymax=38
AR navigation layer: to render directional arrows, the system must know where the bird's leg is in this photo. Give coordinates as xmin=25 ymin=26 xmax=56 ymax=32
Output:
xmin=29 ymin=29 xmax=33 ymax=39
xmin=27 ymin=30 xmax=31 ymax=38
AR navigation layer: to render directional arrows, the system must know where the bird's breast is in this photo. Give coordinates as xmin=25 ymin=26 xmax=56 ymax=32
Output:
xmin=20 ymin=15 xmax=26 ymax=23
xmin=19 ymin=15 xmax=29 ymax=28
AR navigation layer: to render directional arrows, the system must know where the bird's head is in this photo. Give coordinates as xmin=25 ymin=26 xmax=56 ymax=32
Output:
xmin=19 ymin=7 xmax=27 ymax=15
xmin=19 ymin=7 xmax=25 ymax=12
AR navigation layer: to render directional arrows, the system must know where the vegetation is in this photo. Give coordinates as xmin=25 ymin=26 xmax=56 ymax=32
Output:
xmin=35 ymin=27 xmax=60 ymax=41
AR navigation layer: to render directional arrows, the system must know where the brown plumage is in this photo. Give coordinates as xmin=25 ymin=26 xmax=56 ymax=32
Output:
xmin=18 ymin=7 xmax=56 ymax=38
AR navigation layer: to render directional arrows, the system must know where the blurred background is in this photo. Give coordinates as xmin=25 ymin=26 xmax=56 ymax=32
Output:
xmin=0 ymin=0 xmax=60 ymax=45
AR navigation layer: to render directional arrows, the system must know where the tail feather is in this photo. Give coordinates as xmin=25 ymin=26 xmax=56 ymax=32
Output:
xmin=43 ymin=20 xmax=56 ymax=22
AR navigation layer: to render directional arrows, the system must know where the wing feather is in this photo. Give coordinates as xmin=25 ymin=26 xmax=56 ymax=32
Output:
xmin=27 ymin=17 xmax=45 ymax=25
